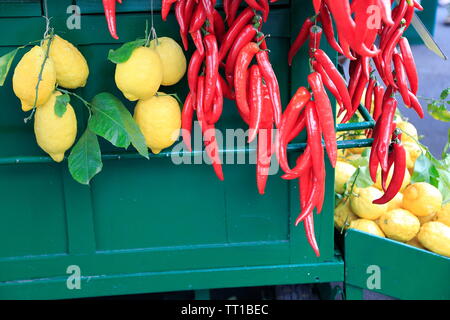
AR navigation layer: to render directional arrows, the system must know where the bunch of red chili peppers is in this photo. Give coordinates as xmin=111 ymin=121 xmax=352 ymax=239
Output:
xmin=288 ymin=0 xmax=423 ymax=206
xmin=165 ymin=0 xmax=281 ymax=190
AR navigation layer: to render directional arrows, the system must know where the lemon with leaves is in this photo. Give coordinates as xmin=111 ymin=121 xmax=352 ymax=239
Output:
xmin=34 ymin=91 xmax=77 ymax=162
xmin=404 ymin=141 xmax=424 ymax=171
xmin=435 ymin=203 xmax=450 ymax=227
xmin=115 ymin=46 xmax=163 ymax=101
xmin=350 ymin=187 xmax=388 ymax=220
xmin=334 ymin=200 xmax=358 ymax=230
xmin=41 ymin=35 xmax=89 ymax=89
xmin=349 ymin=219 xmax=385 ymax=237
xmin=403 ymin=182 xmax=442 ymax=217
xmin=378 ymin=208 xmax=420 ymax=242
xmin=149 ymin=37 xmax=186 ymax=86
xmin=374 ymin=165 xmax=410 ymax=192
xmin=418 ymin=221 xmax=450 ymax=257
xmin=12 ymin=46 xmax=56 ymax=111
xmin=134 ymin=93 xmax=181 ymax=154
xmin=335 ymin=161 xmax=356 ymax=194
xmin=396 ymin=121 xmax=418 ymax=144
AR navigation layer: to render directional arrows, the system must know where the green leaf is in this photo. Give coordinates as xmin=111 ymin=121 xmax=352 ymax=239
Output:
xmin=354 ymin=166 xmax=374 ymax=188
xmin=411 ymin=154 xmax=433 ymax=183
xmin=54 ymin=93 xmax=70 ymax=117
xmin=440 ymin=87 xmax=450 ymax=100
xmin=107 ymin=39 xmax=146 ymax=64
xmin=89 ymin=92 xmax=148 ymax=158
xmin=427 ymin=102 xmax=450 ymax=122
xmin=68 ymin=128 xmax=103 ymax=185
xmin=0 ymin=48 xmax=19 ymax=86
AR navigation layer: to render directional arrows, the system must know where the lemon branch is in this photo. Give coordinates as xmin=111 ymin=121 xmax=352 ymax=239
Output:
xmin=24 ymin=31 xmax=54 ymax=124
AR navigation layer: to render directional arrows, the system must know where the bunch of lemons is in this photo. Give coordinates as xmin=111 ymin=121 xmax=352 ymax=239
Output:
xmin=335 ymin=120 xmax=450 ymax=258
xmin=114 ymin=37 xmax=186 ymax=154
xmin=12 ymin=35 xmax=89 ymax=162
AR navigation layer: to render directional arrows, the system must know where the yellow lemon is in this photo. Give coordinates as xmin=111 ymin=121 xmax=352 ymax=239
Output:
xmin=378 ymin=208 xmax=420 ymax=242
xmin=335 ymin=161 xmax=356 ymax=194
xmin=334 ymin=200 xmax=358 ymax=230
xmin=387 ymin=192 xmax=403 ymax=211
xmin=435 ymin=203 xmax=450 ymax=227
xmin=349 ymin=219 xmax=385 ymax=237
xmin=403 ymin=182 xmax=442 ymax=217
xmin=12 ymin=46 xmax=56 ymax=111
xmin=149 ymin=37 xmax=187 ymax=86
xmin=34 ymin=91 xmax=77 ymax=162
xmin=404 ymin=141 xmax=424 ymax=171
xmin=418 ymin=212 xmax=436 ymax=225
xmin=115 ymin=46 xmax=163 ymax=101
xmin=134 ymin=93 xmax=181 ymax=154
xmin=396 ymin=121 xmax=418 ymax=144
xmin=417 ymin=222 xmax=450 ymax=257
xmin=42 ymin=35 xmax=89 ymax=89
xmin=406 ymin=236 xmax=425 ymax=250
xmin=350 ymin=187 xmax=388 ymax=220
xmin=374 ymin=165 xmax=410 ymax=193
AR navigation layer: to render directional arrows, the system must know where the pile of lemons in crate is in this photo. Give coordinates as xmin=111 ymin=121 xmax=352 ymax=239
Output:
xmin=335 ymin=119 xmax=450 ymax=258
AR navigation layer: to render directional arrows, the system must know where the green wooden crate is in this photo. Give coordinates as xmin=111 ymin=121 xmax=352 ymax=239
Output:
xmin=0 ymin=0 xmax=360 ymax=299
xmin=345 ymin=229 xmax=450 ymax=300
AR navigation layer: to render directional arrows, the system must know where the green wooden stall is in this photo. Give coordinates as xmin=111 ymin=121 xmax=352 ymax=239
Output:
xmin=0 ymin=0 xmax=376 ymax=299
xmin=345 ymin=230 xmax=450 ymax=300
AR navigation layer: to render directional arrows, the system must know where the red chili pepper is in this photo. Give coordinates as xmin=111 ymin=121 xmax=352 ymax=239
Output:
xmin=407 ymin=90 xmax=424 ymax=118
xmin=308 ymin=72 xmax=337 ymax=168
xmin=175 ymin=0 xmax=189 ymax=52
xmin=313 ymin=0 xmax=322 ymax=14
xmin=351 ymin=72 xmax=369 ymax=114
xmin=314 ymin=49 xmax=352 ymax=117
xmin=189 ymin=1 xmax=207 ymax=33
xmin=188 ymin=49 xmax=205 ymax=96
xmin=374 ymin=142 xmax=406 ymax=204
xmin=201 ymin=0 xmax=215 ymax=25
xmin=303 ymin=210 xmax=320 ymax=257
xmin=227 ymin=0 xmax=243 ymax=26
xmin=373 ymin=83 xmax=385 ymax=121
xmin=102 ymin=0 xmax=119 ymax=39
xmin=184 ymin=0 xmax=196 ymax=28
xmin=377 ymin=0 xmax=395 ymax=26
xmin=204 ymin=34 xmax=219 ymax=114
xmin=377 ymin=97 xmax=397 ymax=172
xmin=365 ymin=77 xmax=376 ymax=114
xmin=182 ymin=92 xmax=195 ymax=151
xmin=311 ymin=60 xmax=343 ymax=109
xmin=196 ymin=76 xmax=224 ymax=181
xmin=398 ymin=37 xmax=418 ymax=95
xmin=282 ymin=146 xmax=311 ymax=180
xmin=381 ymin=0 xmax=408 ymax=50
xmin=288 ymin=17 xmax=314 ymax=66
xmin=208 ymin=77 xmax=224 ymax=125
xmin=213 ymin=10 xmax=226 ymax=44
xmin=256 ymin=50 xmax=283 ymax=128
xmin=245 ymin=0 xmax=264 ymax=12
xmin=190 ymin=29 xmax=205 ymax=55
xmin=234 ymin=42 xmax=260 ymax=124
xmin=259 ymin=0 xmax=270 ymax=22
xmin=348 ymin=60 xmax=362 ymax=98
xmin=277 ymin=87 xmax=311 ymax=173
xmin=248 ymin=65 xmax=264 ymax=143
xmin=383 ymin=26 xmax=405 ymax=88
xmin=219 ymin=75 xmax=235 ymax=100
xmin=162 ymin=0 xmax=177 ymax=21
xmin=225 ymin=24 xmax=258 ymax=85
xmin=295 ymin=170 xmax=319 ymax=226
xmin=393 ymin=53 xmax=411 ymax=106
xmin=257 ymin=126 xmax=272 ymax=195
xmin=319 ymin=3 xmax=344 ymax=55
xmin=219 ymin=8 xmax=256 ymax=61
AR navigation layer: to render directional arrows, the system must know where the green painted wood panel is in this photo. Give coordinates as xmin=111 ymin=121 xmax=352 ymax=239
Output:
xmin=345 ymin=229 xmax=450 ymax=300
xmin=0 ymin=0 xmax=41 ymax=17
